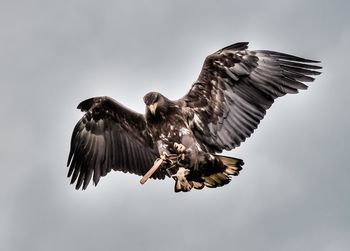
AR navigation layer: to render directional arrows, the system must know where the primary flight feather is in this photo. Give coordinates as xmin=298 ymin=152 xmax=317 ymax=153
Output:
xmin=67 ymin=42 xmax=322 ymax=192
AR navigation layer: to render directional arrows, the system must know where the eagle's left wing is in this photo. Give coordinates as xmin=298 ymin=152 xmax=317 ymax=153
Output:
xmin=178 ymin=42 xmax=322 ymax=153
xmin=67 ymin=96 xmax=164 ymax=190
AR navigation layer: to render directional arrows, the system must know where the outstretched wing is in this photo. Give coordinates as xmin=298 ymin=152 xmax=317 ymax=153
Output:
xmin=67 ymin=96 xmax=164 ymax=190
xmin=179 ymin=42 xmax=322 ymax=153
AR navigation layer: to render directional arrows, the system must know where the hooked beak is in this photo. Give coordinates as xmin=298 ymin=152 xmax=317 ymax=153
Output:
xmin=148 ymin=103 xmax=158 ymax=115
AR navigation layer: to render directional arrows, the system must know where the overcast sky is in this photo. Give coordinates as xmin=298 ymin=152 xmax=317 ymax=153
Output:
xmin=1 ymin=0 xmax=349 ymax=250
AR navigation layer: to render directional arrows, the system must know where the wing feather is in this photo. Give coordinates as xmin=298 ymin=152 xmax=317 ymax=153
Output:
xmin=179 ymin=42 xmax=322 ymax=152
xmin=67 ymin=96 xmax=165 ymax=190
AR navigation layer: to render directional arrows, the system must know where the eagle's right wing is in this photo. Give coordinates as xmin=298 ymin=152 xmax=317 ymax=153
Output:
xmin=67 ymin=96 xmax=165 ymax=190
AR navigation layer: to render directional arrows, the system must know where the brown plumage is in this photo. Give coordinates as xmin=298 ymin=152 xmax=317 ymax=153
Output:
xmin=67 ymin=42 xmax=321 ymax=192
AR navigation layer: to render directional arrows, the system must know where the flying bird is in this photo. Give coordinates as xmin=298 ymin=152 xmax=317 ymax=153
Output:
xmin=67 ymin=42 xmax=321 ymax=192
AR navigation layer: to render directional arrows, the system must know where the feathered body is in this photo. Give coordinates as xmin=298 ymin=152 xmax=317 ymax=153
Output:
xmin=142 ymin=92 xmax=241 ymax=191
xmin=67 ymin=42 xmax=321 ymax=192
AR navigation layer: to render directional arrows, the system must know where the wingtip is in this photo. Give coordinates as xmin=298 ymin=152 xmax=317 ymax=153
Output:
xmin=77 ymin=97 xmax=96 ymax=111
xmin=221 ymin=42 xmax=249 ymax=52
xmin=67 ymin=152 xmax=73 ymax=167
xmin=305 ymin=59 xmax=322 ymax=64
xmin=312 ymin=64 xmax=323 ymax=70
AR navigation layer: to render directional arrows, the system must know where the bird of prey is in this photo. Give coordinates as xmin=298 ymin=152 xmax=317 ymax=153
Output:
xmin=67 ymin=42 xmax=321 ymax=192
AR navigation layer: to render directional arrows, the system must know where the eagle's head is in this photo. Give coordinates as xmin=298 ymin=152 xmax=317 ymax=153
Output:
xmin=143 ymin=92 xmax=178 ymax=120
xmin=143 ymin=92 xmax=163 ymax=116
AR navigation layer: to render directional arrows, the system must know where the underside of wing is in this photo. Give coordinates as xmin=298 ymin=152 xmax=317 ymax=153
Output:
xmin=180 ymin=42 xmax=322 ymax=152
xmin=67 ymin=96 xmax=165 ymax=190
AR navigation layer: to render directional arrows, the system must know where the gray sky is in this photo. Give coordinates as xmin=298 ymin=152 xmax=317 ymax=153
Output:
xmin=1 ymin=0 xmax=349 ymax=250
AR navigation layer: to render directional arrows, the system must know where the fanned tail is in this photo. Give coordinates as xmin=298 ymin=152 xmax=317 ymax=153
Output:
xmin=173 ymin=156 xmax=244 ymax=192
xmin=201 ymin=155 xmax=244 ymax=189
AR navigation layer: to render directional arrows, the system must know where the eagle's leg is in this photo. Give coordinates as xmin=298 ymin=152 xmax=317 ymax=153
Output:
xmin=153 ymin=152 xmax=177 ymax=165
xmin=153 ymin=152 xmax=169 ymax=164
xmin=172 ymin=167 xmax=193 ymax=192
xmin=171 ymin=143 xmax=194 ymax=192
xmin=156 ymin=153 xmax=179 ymax=177
xmin=174 ymin=142 xmax=186 ymax=161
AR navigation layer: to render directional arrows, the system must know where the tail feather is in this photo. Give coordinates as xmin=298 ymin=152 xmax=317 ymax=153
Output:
xmin=199 ymin=155 xmax=243 ymax=189
xmin=173 ymin=156 xmax=244 ymax=192
xmin=219 ymin=156 xmax=243 ymax=176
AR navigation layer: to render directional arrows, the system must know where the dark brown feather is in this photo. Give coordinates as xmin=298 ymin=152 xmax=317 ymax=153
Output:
xmin=178 ymin=42 xmax=322 ymax=153
xmin=67 ymin=96 xmax=165 ymax=190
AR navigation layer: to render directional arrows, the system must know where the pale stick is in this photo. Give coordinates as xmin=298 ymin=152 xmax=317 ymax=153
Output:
xmin=140 ymin=158 xmax=163 ymax=185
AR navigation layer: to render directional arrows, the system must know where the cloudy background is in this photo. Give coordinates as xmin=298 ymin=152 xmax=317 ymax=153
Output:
xmin=1 ymin=0 xmax=349 ymax=250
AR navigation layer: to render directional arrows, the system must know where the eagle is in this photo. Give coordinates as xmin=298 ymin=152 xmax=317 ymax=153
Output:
xmin=67 ymin=42 xmax=321 ymax=192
